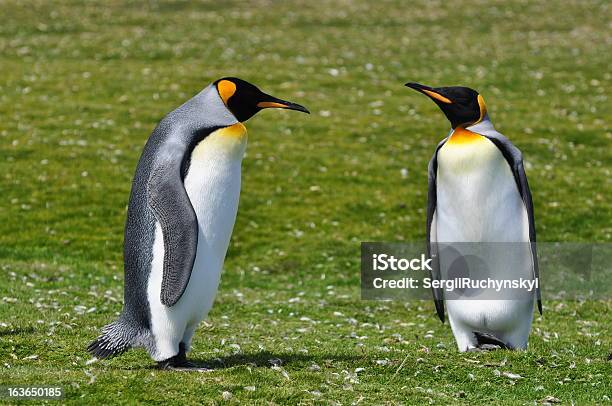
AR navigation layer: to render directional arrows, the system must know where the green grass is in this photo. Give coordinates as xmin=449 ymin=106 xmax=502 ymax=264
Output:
xmin=1 ymin=0 xmax=610 ymax=404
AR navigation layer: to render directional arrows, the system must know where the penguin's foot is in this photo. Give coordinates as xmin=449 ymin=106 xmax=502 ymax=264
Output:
xmin=157 ymin=343 xmax=212 ymax=371
xmin=473 ymin=331 xmax=511 ymax=350
xmin=157 ymin=354 xmax=190 ymax=370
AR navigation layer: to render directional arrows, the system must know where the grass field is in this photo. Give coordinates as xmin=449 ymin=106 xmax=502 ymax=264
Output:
xmin=0 ymin=0 xmax=610 ymax=404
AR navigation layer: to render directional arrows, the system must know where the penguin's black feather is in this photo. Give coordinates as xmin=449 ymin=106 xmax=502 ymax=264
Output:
xmin=426 ymin=138 xmax=448 ymax=323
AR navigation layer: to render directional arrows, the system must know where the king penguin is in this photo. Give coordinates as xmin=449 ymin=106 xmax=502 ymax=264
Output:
xmin=88 ymin=77 xmax=309 ymax=369
xmin=405 ymin=82 xmax=541 ymax=351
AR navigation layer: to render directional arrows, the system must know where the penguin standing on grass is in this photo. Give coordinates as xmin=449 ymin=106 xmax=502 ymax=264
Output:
xmin=405 ymin=82 xmax=541 ymax=351
xmin=88 ymin=78 xmax=309 ymax=369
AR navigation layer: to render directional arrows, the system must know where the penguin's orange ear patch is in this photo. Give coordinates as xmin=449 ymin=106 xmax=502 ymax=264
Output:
xmin=217 ymin=80 xmax=237 ymax=105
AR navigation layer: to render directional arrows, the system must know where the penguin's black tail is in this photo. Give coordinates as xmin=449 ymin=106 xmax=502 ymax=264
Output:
xmin=473 ymin=331 xmax=512 ymax=350
xmin=87 ymin=320 xmax=137 ymax=359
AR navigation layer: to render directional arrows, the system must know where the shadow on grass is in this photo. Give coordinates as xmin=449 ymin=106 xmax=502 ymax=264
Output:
xmin=191 ymin=350 xmax=362 ymax=370
xmin=0 ymin=326 xmax=35 ymax=336
xmin=114 ymin=350 xmax=364 ymax=371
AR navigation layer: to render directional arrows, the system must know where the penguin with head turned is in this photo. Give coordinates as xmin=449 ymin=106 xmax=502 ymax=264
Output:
xmin=88 ymin=77 xmax=309 ymax=369
xmin=406 ymin=82 xmax=541 ymax=351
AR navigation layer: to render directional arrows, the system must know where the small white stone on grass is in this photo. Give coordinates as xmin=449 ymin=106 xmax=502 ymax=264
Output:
xmin=502 ymin=372 xmax=522 ymax=380
xmin=85 ymin=358 xmax=98 ymax=366
xmin=272 ymin=366 xmax=291 ymax=380
xmin=74 ymin=305 xmax=86 ymax=314
xmin=84 ymin=370 xmax=96 ymax=384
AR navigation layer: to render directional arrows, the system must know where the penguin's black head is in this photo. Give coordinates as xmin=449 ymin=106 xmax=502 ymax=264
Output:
xmin=214 ymin=77 xmax=309 ymax=122
xmin=405 ymin=83 xmax=487 ymax=129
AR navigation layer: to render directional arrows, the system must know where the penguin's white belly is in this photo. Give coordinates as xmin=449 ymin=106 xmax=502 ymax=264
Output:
xmin=436 ymin=136 xmax=528 ymax=243
xmin=435 ymin=133 xmax=534 ymax=348
xmin=147 ymin=125 xmax=246 ymax=360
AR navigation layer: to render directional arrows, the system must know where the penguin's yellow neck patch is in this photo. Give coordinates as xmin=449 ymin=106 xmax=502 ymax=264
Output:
xmin=190 ymin=123 xmax=247 ymax=161
xmin=217 ymin=80 xmax=236 ymax=105
xmin=218 ymin=122 xmax=247 ymax=140
xmin=448 ymin=127 xmax=482 ymax=145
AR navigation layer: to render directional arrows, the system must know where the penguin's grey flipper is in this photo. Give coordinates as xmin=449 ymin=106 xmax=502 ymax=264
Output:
xmin=483 ymin=134 xmax=542 ymax=315
xmin=516 ymin=160 xmax=542 ymax=315
xmin=147 ymin=146 xmax=199 ymax=307
xmin=473 ymin=331 xmax=511 ymax=350
xmin=426 ymin=138 xmax=449 ymax=323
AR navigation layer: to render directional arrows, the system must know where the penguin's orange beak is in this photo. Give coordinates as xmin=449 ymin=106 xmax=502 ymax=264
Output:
xmin=256 ymin=94 xmax=310 ymax=113
xmin=405 ymin=82 xmax=453 ymax=104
